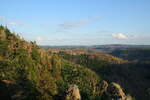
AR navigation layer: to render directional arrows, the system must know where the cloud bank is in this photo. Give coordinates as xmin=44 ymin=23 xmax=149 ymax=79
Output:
xmin=57 ymin=16 xmax=101 ymax=32
xmin=36 ymin=36 xmax=45 ymax=41
xmin=112 ymin=33 xmax=128 ymax=39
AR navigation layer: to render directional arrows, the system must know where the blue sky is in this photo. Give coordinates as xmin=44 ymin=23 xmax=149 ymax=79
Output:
xmin=0 ymin=0 xmax=150 ymax=45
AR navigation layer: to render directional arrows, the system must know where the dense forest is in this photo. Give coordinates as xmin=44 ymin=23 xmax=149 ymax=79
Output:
xmin=57 ymin=51 xmax=150 ymax=100
xmin=0 ymin=26 xmax=149 ymax=100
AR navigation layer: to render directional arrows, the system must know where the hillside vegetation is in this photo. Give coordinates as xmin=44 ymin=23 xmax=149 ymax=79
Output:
xmin=57 ymin=50 xmax=150 ymax=100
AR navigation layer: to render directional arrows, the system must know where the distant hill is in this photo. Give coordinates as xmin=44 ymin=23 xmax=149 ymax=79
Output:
xmin=40 ymin=44 xmax=150 ymax=50
xmin=41 ymin=44 xmax=150 ymax=61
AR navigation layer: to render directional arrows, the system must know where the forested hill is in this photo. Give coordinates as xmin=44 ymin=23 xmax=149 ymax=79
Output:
xmin=0 ymin=25 xmax=140 ymax=100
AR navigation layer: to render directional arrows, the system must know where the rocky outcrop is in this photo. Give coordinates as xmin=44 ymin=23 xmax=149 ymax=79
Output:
xmin=66 ymin=84 xmax=81 ymax=100
xmin=99 ymin=80 xmax=109 ymax=94
xmin=106 ymin=82 xmax=126 ymax=100
xmin=65 ymin=82 xmax=134 ymax=100
xmin=98 ymin=81 xmax=134 ymax=100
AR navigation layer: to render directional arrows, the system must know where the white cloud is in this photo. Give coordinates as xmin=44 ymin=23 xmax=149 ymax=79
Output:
xmin=57 ymin=16 xmax=101 ymax=32
xmin=58 ymin=19 xmax=89 ymax=31
xmin=7 ymin=21 xmax=24 ymax=26
xmin=112 ymin=33 xmax=128 ymax=39
xmin=36 ymin=36 xmax=45 ymax=41
xmin=59 ymin=22 xmax=80 ymax=29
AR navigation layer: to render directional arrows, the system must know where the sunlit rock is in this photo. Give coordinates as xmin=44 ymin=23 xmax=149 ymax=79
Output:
xmin=66 ymin=84 xmax=81 ymax=100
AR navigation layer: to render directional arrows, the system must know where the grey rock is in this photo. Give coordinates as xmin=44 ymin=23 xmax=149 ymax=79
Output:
xmin=66 ymin=84 xmax=81 ymax=100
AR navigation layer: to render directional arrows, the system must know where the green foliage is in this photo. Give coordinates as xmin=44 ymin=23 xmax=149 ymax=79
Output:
xmin=0 ymin=26 xmax=58 ymax=100
xmin=0 ymin=40 xmax=12 ymax=58
xmin=36 ymin=69 xmax=57 ymax=100
xmin=61 ymin=60 xmax=102 ymax=100
xmin=31 ymin=47 xmax=41 ymax=63
xmin=51 ymin=55 xmax=62 ymax=80
xmin=57 ymin=51 xmax=150 ymax=100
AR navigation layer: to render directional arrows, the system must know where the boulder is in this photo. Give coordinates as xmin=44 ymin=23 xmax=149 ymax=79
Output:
xmin=66 ymin=84 xmax=81 ymax=100
xmin=99 ymin=80 xmax=108 ymax=94
xmin=106 ymin=82 xmax=126 ymax=100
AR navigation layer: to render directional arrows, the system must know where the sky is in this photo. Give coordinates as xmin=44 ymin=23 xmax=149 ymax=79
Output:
xmin=0 ymin=0 xmax=150 ymax=45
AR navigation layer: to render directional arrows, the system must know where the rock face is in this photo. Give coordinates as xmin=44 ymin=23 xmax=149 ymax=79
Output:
xmin=66 ymin=84 xmax=81 ymax=100
xmin=106 ymin=82 xmax=126 ymax=100
xmin=99 ymin=80 xmax=109 ymax=94
xmin=65 ymin=82 xmax=133 ymax=100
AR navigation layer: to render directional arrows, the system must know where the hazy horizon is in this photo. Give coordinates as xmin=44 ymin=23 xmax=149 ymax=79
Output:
xmin=39 ymin=44 xmax=150 ymax=46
